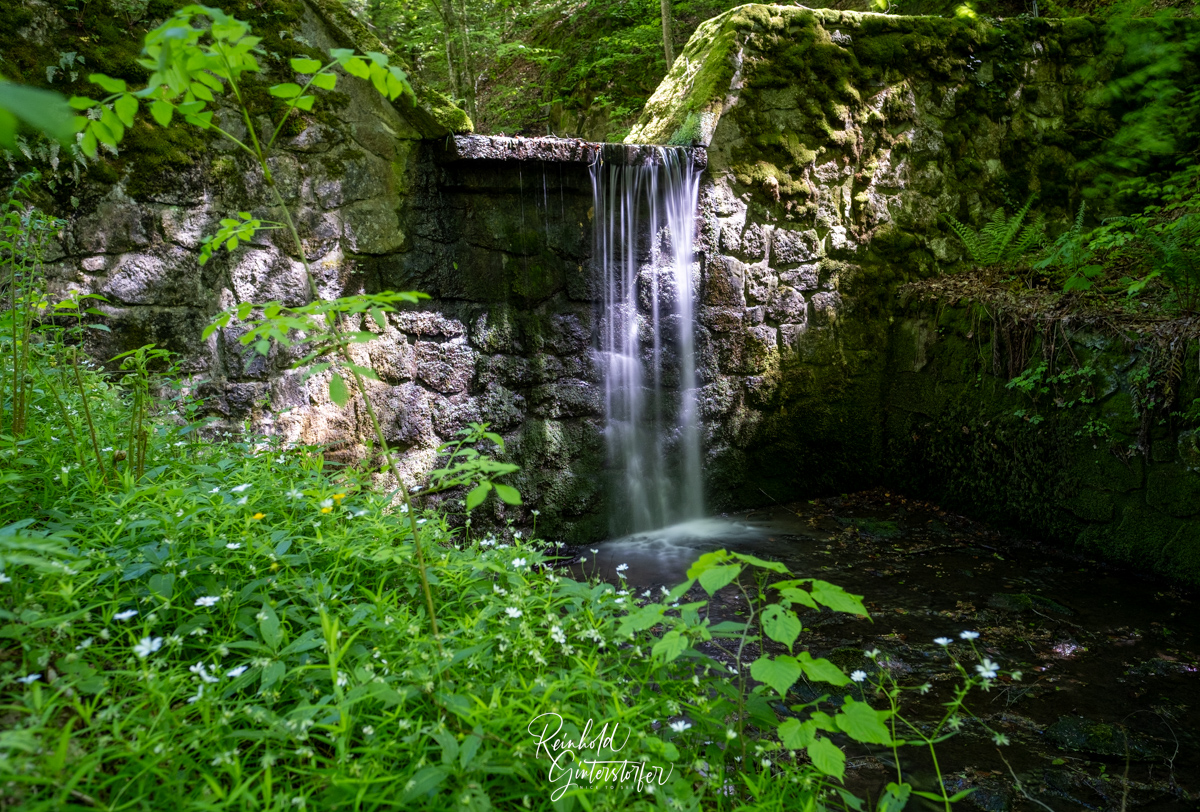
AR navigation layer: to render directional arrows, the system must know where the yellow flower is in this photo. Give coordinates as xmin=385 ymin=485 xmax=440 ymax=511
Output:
xmin=332 ymin=493 xmax=346 ymax=504
xmin=252 ymin=513 xmax=265 ymax=521
xmin=320 ymin=507 xmax=332 ymax=514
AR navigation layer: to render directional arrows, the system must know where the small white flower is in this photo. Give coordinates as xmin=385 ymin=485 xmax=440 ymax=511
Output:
xmin=726 ymin=728 xmax=738 ymax=740
xmin=505 ymin=607 xmax=523 ymax=619
xmin=0 ymin=573 xmax=10 ymax=584
xmin=236 ymin=496 xmax=248 ymax=505
xmin=668 ymin=720 xmax=691 ymax=733
xmin=934 ymin=637 xmax=953 ymax=646
xmin=189 ymin=663 xmax=219 ymax=684
xmin=511 ymin=558 xmax=527 ymax=569
xmin=17 ymin=673 xmax=41 ymax=685
xmin=993 ymin=732 xmax=1010 ymax=746
xmin=287 ymin=488 xmax=303 ymax=499
xmin=134 ymin=636 xmax=163 ymax=659
xmin=850 ymin=669 xmax=867 ymax=682
xmin=864 ymin=648 xmax=881 ymax=659
xmin=550 ymin=626 xmax=566 ymax=644
xmin=195 ymin=596 xmax=219 ymax=607
xmin=232 ymin=484 xmax=252 ymax=493
xmin=960 ymin=630 xmax=980 ymax=640
xmin=975 ymin=658 xmax=1000 ymax=680
xmin=226 ymin=543 xmax=242 ymax=550
xmin=531 ymin=510 xmax=540 ymax=516
xmin=362 ymin=725 xmax=375 ymax=737
xmin=114 ymin=609 xmax=138 ymax=621
xmin=210 ymin=487 xmax=220 ymax=494
xmin=76 ymin=638 xmax=93 ymax=651
xmin=226 ymin=665 xmax=249 ymax=679
xmin=589 ymin=548 xmax=598 ymax=554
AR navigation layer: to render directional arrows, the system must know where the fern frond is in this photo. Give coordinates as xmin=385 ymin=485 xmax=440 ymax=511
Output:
xmin=946 ymin=214 xmax=985 ymax=263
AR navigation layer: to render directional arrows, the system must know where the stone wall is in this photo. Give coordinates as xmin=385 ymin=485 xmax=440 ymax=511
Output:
xmin=630 ymin=5 xmax=1200 ymax=581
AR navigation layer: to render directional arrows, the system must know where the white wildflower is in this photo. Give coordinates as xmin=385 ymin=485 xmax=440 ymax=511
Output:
xmin=195 ymin=596 xmax=219 ymax=607
xmin=134 ymin=637 xmax=163 ymax=659
xmin=114 ymin=609 xmax=138 ymax=621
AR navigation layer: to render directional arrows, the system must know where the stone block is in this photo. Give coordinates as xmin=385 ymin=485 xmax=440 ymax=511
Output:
xmin=702 ymin=255 xmax=746 ymax=307
xmin=415 ymin=339 xmax=474 ymax=394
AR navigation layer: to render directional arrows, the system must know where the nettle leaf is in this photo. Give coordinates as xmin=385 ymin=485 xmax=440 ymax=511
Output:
xmin=651 ymin=630 xmax=688 ymax=664
xmin=778 ymin=718 xmax=815 ymax=749
xmin=698 ymin=563 xmax=741 ymax=595
xmin=493 ymin=483 xmax=521 ymax=505
xmin=292 ymin=95 xmax=315 ymax=112
xmin=807 ymin=736 xmax=846 ymax=780
xmin=811 ymin=581 xmax=868 ymax=616
xmin=616 ymin=603 xmax=665 ymax=637
xmin=750 ymin=654 xmax=800 ymax=698
xmin=732 ymin=552 xmax=788 ymax=573
xmin=290 ymin=57 xmax=323 ymax=73
xmin=465 ymin=482 xmax=491 ymax=511
xmin=761 ymin=604 xmax=802 ymax=650
xmin=328 ymin=372 xmax=350 ymax=406
xmin=878 ymin=782 xmax=912 ymax=812
xmin=311 ymin=73 xmax=336 ymax=91
xmin=835 ymin=698 xmax=894 ymax=745
xmin=798 ymin=651 xmax=850 ymax=686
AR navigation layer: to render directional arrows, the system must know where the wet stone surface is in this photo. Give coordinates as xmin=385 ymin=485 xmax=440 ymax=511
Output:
xmin=569 ymin=489 xmax=1200 ymax=811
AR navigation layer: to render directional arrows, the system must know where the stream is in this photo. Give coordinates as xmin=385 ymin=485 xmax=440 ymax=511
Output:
xmin=575 ymin=488 xmax=1200 ymax=811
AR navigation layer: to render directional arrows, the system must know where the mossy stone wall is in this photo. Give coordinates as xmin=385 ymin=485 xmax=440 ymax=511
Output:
xmin=641 ymin=5 xmax=1200 ymax=581
xmin=883 ymin=305 xmax=1200 ymax=583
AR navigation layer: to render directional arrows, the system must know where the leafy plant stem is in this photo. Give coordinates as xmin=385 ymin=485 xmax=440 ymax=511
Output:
xmin=265 ymin=180 xmax=440 ymax=639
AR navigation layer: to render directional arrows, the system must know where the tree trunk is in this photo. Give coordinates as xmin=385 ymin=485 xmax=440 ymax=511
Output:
xmin=429 ymin=0 xmax=460 ymax=103
xmin=660 ymin=0 xmax=674 ymax=68
xmin=456 ymin=0 xmax=478 ymax=121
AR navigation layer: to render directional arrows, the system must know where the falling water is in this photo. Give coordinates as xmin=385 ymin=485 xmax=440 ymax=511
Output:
xmin=592 ymin=146 xmax=704 ymax=534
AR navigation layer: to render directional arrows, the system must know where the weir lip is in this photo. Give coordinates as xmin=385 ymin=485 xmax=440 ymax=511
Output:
xmin=440 ymin=134 xmax=707 ymax=169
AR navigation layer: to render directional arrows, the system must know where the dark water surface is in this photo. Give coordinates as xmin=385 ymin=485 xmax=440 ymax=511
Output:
xmin=573 ymin=489 xmax=1200 ymax=811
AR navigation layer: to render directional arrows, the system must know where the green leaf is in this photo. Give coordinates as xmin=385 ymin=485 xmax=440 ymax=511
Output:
xmin=836 ymin=698 xmax=894 ymax=745
xmin=493 ymin=483 xmax=521 ymax=505
xmin=79 ymin=128 xmax=98 ymax=158
xmin=292 ymin=95 xmax=315 ymax=112
xmin=807 ymin=736 xmax=846 ymax=780
xmin=114 ymin=94 xmax=138 ymax=127
xmin=401 ymin=766 xmax=447 ymax=802
xmin=328 ymin=372 xmax=350 ymax=407
xmin=877 ymin=782 xmax=912 ymax=812
xmin=150 ymin=100 xmax=173 ymax=127
xmin=68 ymin=95 xmax=97 ymax=111
xmin=148 ymin=573 xmax=175 ymax=599
xmin=89 ymin=73 xmax=126 ymax=94
xmin=761 ymin=604 xmax=802 ymax=650
xmin=732 ymin=552 xmax=789 ymax=573
xmin=811 ymin=580 xmax=868 ymax=616
xmin=651 ymin=630 xmax=688 ymax=663
xmin=750 ymin=654 xmax=801 ymax=698
xmin=778 ymin=585 xmax=818 ymax=610
xmin=290 ymin=57 xmax=323 ymax=74
xmin=343 ymin=57 xmax=370 ymax=80
xmin=697 ymin=563 xmax=741 ymax=595
xmin=459 ymin=734 xmax=482 ymax=769
xmin=616 ymin=603 xmax=665 ymax=637
xmin=0 ymin=82 xmax=75 ymax=146
xmin=465 ymin=482 xmax=491 ymax=511
xmin=798 ymin=651 xmax=850 ymax=686
xmin=268 ymin=83 xmax=303 ymax=99
xmin=253 ymin=339 xmax=270 ymax=356
xmin=778 ymin=718 xmax=815 ymax=749
xmin=312 ymin=73 xmax=336 ymax=91
xmin=258 ymin=603 xmax=282 ymax=649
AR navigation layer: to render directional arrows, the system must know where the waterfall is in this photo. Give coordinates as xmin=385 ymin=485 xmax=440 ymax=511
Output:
xmin=591 ymin=146 xmax=704 ymax=534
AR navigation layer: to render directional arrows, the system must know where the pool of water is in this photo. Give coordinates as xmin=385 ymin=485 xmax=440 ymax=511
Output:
xmin=569 ymin=489 xmax=1200 ymax=811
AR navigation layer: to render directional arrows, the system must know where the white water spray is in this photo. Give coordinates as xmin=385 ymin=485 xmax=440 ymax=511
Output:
xmin=591 ymin=146 xmax=704 ymax=534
